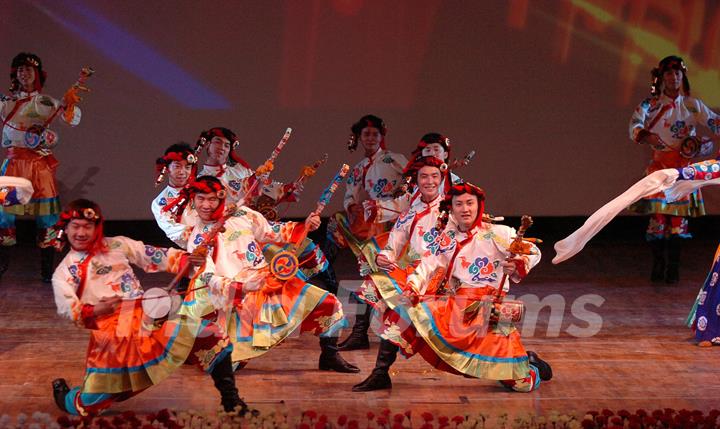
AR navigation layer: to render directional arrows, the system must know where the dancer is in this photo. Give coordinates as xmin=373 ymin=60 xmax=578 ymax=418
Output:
xmin=50 ymin=199 xmax=245 ymax=416
xmin=0 ymin=53 xmax=89 ymax=281
xmin=151 ymin=142 xmax=199 ymax=247
xmin=354 ymin=183 xmax=551 ymax=392
xmin=629 ymin=55 xmax=719 ymax=283
xmin=178 ymin=176 xmax=359 ymax=372
xmin=372 ymin=133 xmax=462 ymax=224
xmin=325 ymin=114 xmax=408 ymax=351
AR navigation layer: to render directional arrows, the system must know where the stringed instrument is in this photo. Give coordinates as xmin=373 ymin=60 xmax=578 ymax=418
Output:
xmin=269 ymin=164 xmax=350 ymax=280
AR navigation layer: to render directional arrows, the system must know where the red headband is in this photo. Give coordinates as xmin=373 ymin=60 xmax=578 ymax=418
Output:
xmin=51 ymin=207 xmax=106 ymax=253
xmin=440 ymin=182 xmax=486 ymax=230
xmin=163 ymin=179 xmax=227 ymax=221
xmin=156 ymin=151 xmax=198 ymax=173
xmin=403 ymin=155 xmax=451 ymax=195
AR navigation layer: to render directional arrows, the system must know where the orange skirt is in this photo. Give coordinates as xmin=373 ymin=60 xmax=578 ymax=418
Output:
xmin=82 ymin=302 xmax=229 ymax=394
xmin=227 ymin=273 xmax=346 ymax=362
xmin=1 ymin=147 xmax=61 ymax=216
xmin=629 ymin=150 xmax=705 ymax=217
xmin=368 ymin=269 xmax=531 ymax=380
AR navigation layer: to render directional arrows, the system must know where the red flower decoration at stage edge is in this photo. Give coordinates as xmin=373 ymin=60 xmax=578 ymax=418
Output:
xmin=422 ymin=412 xmax=434 ymax=422
xmin=338 ymin=415 xmax=348 ymax=426
xmin=393 ymin=414 xmax=405 ymax=423
xmin=367 ymin=412 xmax=376 ymax=421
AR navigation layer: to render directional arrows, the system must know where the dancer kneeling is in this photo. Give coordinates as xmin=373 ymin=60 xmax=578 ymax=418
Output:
xmin=50 ymin=199 xmax=244 ymax=415
xmin=354 ymin=183 xmax=551 ymax=392
xmin=182 ymin=176 xmax=358 ymax=372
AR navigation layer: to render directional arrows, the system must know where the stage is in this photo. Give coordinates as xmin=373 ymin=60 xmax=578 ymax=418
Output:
xmin=1 ymin=234 xmax=719 ymax=418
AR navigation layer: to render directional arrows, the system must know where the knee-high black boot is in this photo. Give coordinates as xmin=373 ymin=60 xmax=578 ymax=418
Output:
xmin=0 ymin=246 xmax=11 ymax=279
xmin=309 ymin=266 xmax=339 ymax=295
xmin=210 ymin=354 xmax=248 ymax=414
xmin=319 ymin=336 xmax=360 ymax=373
xmin=338 ymin=304 xmax=371 ymax=351
xmin=40 ymin=247 xmax=55 ymax=283
xmin=666 ymin=236 xmax=682 ymax=284
xmin=51 ymin=378 xmax=71 ymax=412
xmin=650 ymin=239 xmax=666 ymax=283
xmin=352 ymin=339 xmax=398 ymax=392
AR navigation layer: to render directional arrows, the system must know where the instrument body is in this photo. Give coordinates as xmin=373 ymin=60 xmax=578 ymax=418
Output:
xmin=269 ymin=164 xmax=350 ymax=280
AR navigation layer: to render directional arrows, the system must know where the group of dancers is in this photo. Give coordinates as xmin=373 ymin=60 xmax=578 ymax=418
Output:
xmin=0 ymin=50 xmax=718 ymax=416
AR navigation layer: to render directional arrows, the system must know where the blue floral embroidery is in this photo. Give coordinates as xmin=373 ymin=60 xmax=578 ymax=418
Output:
xmin=469 ymin=257 xmax=499 ymax=283
xmin=423 ymin=227 xmax=441 ymax=254
xmin=120 ymin=273 xmax=134 ymax=293
xmin=193 ymin=234 xmax=204 ymax=245
xmin=373 ymin=178 xmax=388 ymax=195
xmin=349 ymin=167 xmax=363 ymax=186
xmin=159 ymin=197 xmax=167 ymax=206
xmin=670 ymin=120 xmax=690 ymax=139
xmin=394 ymin=210 xmax=414 ymax=229
xmin=68 ymin=265 xmax=81 ymax=286
xmin=228 ymin=180 xmax=243 ymax=191
xmin=268 ymin=222 xmax=282 ymax=233
xmin=246 ymin=242 xmax=265 ymax=266
xmin=144 ymin=245 xmax=167 ymax=264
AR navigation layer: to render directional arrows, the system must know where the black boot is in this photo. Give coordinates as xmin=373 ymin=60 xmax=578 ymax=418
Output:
xmin=338 ymin=305 xmax=371 ymax=351
xmin=666 ymin=236 xmax=682 ymax=284
xmin=52 ymin=378 xmax=70 ymax=412
xmin=177 ymin=276 xmax=190 ymax=294
xmin=0 ymin=246 xmax=10 ymax=279
xmin=40 ymin=247 xmax=55 ymax=283
xmin=309 ymin=266 xmax=339 ymax=295
xmin=319 ymin=336 xmax=360 ymax=373
xmin=210 ymin=354 xmax=248 ymax=414
xmin=650 ymin=239 xmax=666 ymax=283
xmin=352 ymin=339 xmax=398 ymax=392
xmin=527 ymin=351 xmax=552 ymax=381
xmin=320 ymin=237 xmax=339 ymax=265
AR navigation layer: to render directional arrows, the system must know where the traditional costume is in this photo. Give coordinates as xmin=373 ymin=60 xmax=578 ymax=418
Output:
xmin=193 ymin=127 xmax=330 ymax=284
xmin=151 ymin=143 xmax=200 ymax=248
xmin=50 ymin=200 xmax=244 ymax=416
xmin=324 ymin=115 xmax=408 ymax=351
xmin=355 ymin=183 xmax=551 ymax=392
xmin=196 ymin=127 xmax=294 ymax=205
xmin=373 ymin=133 xmax=461 ymax=224
xmin=0 ymin=53 xmax=85 ymax=281
xmin=628 ymin=55 xmax=719 ymax=283
xmin=175 ymin=176 xmax=358 ymax=373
